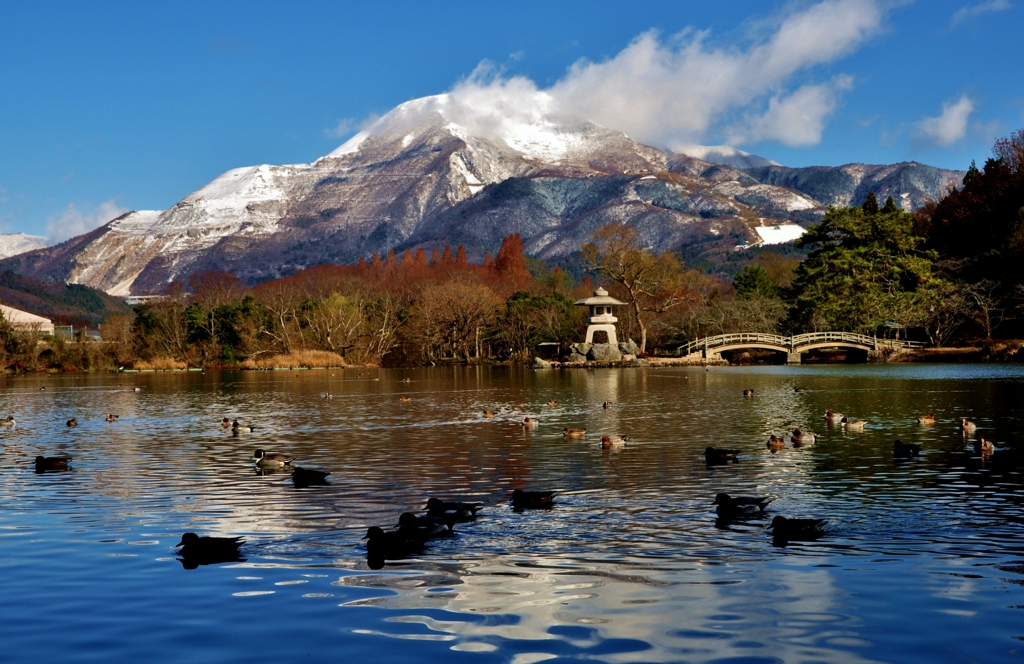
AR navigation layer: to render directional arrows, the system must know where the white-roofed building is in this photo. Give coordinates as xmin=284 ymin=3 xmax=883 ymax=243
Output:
xmin=0 ymin=305 xmax=55 ymax=335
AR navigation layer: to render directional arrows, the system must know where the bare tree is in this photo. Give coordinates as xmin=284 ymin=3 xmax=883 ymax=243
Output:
xmin=362 ymin=293 xmax=403 ymax=363
xmin=963 ymin=279 xmax=1005 ymax=339
xmin=414 ymin=280 xmax=500 ymax=361
xmin=582 ymin=224 xmax=694 ymax=354
xmin=925 ymin=286 xmax=971 ymax=346
xmin=255 ymin=280 xmax=302 ymax=354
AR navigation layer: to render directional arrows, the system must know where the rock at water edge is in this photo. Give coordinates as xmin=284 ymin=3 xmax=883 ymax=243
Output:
xmin=587 ymin=343 xmax=622 ymax=362
xmin=570 ymin=342 xmax=593 ymax=357
xmin=618 ymin=339 xmax=640 ymax=356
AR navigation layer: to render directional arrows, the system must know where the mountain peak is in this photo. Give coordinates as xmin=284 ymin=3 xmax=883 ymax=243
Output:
xmin=328 ymin=92 xmax=640 ymax=164
xmin=0 ymin=232 xmax=47 ymax=259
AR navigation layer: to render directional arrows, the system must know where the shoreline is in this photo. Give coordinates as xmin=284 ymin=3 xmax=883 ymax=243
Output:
xmin=2 ymin=343 xmax=1021 ymax=375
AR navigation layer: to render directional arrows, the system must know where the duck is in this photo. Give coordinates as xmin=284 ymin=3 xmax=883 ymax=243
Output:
xmin=482 ymin=410 xmax=497 ymax=418
xmin=424 ymin=498 xmax=482 ymax=525
xmin=399 ymin=396 xmax=412 ymax=403
xmin=253 ymin=449 xmax=293 ymax=467
xmin=768 ymin=516 xmax=826 ymax=541
xmin=601 ymin=435 xmax=626 ymax=450
xmin=916 ymin=414 xmax=936 ymax=425
xmin=232 ymin=420 xmax=255 ymax=433
xmin=396 ymin=512 xmax=451 ymax=539
xmin=824 ymin=410 xmax=844 ymax=423
xmin=175 ymin=532 xmax=244 ymax=560
xmin=522 ymin=416 xmax=538 ymax=429
xmin=323 ymin=392 xmax=333 ymax=399
xmin=766 ymin=435 xmax=786 ymax=451
xmin=794 ymin=386 xmax=806 ymax=393
xmin=713 ymin=493 xmax=774 ymax=517
xmin=105 ymin=413 xmax=119 ymax=422
xmin=221 ymin=417 xmax=232 ymax=428
xmin=512 ymin=489 xmax=557 ymax=509
xmin=133 ymin=387 xmax=142 ymax=392
xmin=705 ymin=447 xmax=740 ymax=464
xmin=602 ymin=401 xmax=611 ymax=409
xmin=974 ymin=438 xmax=995 ymax=455
xmin=65 ymin=418 xmax=78 ymax=427
xmin=362 ymin=526 xmax=425 ymax=559
xmin=34 ymin=455 xmax=71 ymax=471
xmin=400 ymin=378 xmax=411 ymax=383
xmin=563 ymin=427 xmax=587 ymax=438
xmin=960 ymin=418 xmax=977 ymax=432
xmin=893 ymin=439 xmax=921 ymax=458
xmin=547 ymin=400 xmax=558 ymax=407
xmin=743 ymin=389 xmax=754 ymax=397
xmin=292 ymin=467 xmax=330 ymax=487
xmin=790 ymin=428 xmax=816 ymax=445
xmin=0 ymin=415 xmax=15 ymax=426
xmin=840 ymin=417 xmax=866 ymax=431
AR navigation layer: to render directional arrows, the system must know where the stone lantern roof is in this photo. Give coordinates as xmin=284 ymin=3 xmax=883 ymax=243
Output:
xmin=574 ymin=287 xmax=626 ymax=307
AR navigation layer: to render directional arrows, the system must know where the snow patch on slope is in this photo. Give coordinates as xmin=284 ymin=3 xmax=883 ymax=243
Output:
xmin=0 ymin=233 xmax=47 ymax=259
xmin=754 ymin=221 xmax=805 ymax=245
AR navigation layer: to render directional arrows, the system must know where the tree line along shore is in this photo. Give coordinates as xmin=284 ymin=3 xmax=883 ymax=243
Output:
xmin=1 ymin=130 xmax=1023 ymax=373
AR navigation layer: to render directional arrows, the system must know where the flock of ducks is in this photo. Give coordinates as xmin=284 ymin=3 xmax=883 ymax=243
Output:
xmin=359 ymin=491 xmax=558 ymax=568
xmin=700 ymin=389 xmax=997 ymax=544
xmin=27 ymin=380 xmax=1004 ymax=563
xmin=471 ymin=399 xmax=629 ymax=452
xmin=174 ymin=399 xmax=595 ymax=568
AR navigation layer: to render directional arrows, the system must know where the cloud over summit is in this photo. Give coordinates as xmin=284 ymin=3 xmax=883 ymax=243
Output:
xmin=437 ymin=0 xmax=883 ymax=151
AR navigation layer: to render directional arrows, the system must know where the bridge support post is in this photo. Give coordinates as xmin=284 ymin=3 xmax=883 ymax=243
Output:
xmin=787 ymin=352 xmax=802 ymax=364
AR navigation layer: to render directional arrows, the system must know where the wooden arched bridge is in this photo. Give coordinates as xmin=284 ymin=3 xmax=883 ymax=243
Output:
xmin=678 ymin=332 xmax=924 ymax=363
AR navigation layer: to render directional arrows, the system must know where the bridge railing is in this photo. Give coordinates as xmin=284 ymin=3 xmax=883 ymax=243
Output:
xmin=678 ymin=331 xmax=925 ymax=356
xmin=790 ymin=331 xmax=876 ymax=347
xmin=678 ymin=332 xmax=790 ymax=357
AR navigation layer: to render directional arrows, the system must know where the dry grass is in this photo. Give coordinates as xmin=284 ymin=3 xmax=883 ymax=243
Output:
xmin=134 ymin=357 xmax=188 ymax=370
xmin=241 ymin=350 xmax=346 ymax=369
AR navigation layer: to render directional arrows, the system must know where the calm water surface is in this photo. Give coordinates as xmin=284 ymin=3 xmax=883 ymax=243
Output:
xmin=1 ymin=365 xmax=1023 ymax=663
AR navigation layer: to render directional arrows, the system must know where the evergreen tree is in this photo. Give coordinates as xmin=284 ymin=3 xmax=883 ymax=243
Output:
xmin=734 ymin=264 xmax=778 ymax=299
xmin=862 ymin=191 xmax=879 ymax=215
xmin=786 ymin=203 xmax=945 ymax=333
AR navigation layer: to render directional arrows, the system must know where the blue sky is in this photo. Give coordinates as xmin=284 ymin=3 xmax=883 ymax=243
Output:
xmin=1 ymin=0 xmax=1021 ymax=241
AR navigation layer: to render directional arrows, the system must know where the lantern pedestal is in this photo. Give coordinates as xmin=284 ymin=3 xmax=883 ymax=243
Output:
xmin=584 ymin=324 xmax=618 ymax=346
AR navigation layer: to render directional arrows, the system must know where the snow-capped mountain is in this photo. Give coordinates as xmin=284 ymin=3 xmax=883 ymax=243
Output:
xmin=0 ymin=233 xmax=47 ymax=259
xmin=0 ymin=94 xmax=964 ymax=294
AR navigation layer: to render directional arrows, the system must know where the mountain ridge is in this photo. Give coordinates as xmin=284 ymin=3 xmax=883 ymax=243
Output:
xmin=0 ymin=94 xmax=963 ymax=294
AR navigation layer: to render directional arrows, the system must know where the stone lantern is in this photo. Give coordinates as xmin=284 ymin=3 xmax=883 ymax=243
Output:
xmin=575 ymin=287 xmax=626 ymax=345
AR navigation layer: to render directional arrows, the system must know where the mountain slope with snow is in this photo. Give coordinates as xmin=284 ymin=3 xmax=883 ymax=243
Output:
xmin=0 ymin=233 xmax=47 ymax=259
xmin=0 ymin=95 xmax=964 ymax=294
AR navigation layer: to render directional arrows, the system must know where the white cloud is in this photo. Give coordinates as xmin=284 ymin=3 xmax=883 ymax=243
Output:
xmin=47 ymin=199 xmax=128 ymax=244
xmin=547 ymin=0 xmax=881 ymax=148
xmin=728 ymin=76 xmax=854 ymax=147
xmin=340 ymin=0 xmax=883 ymax=153
xmin=950 ymin=1 xmax=1012 ymax=29
xmin=324 ymin=118 xmax=357 ymax=138
xmin=917 ymin=95 xmax=974 ymax=146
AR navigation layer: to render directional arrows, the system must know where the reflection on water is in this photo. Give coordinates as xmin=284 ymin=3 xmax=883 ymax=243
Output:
xmin=1 ymin=365 xmax=1023 ymax=663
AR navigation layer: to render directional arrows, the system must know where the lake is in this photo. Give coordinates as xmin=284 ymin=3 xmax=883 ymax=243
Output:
xmin=1 ymin=364 xmax=1022 ymax=663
